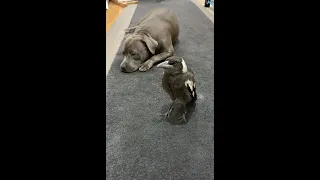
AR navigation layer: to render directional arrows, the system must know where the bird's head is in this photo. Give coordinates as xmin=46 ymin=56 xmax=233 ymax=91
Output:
xmin=156 ymin=56 xmax=188 ymax=74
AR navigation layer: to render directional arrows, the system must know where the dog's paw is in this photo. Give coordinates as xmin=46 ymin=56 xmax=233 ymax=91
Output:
xmin=139 ymin=61 xmax=153 ymax=72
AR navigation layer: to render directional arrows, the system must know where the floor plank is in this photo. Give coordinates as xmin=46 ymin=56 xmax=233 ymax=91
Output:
xmin=106 ymin=1 xmax=124 ymax=32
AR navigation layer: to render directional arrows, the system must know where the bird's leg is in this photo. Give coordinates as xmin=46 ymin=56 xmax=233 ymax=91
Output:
xmin=177 ymin=112 xmax=187 ymax=124
xmin=159 ymin=102 xmax=174 ymax=120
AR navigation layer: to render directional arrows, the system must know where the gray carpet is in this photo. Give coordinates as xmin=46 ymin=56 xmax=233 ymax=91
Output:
xmin=106 ymin=0 xmax=214 ymax=179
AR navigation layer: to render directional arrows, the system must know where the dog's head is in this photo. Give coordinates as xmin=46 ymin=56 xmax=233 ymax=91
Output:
xmin=120 ymin=33 xmax=158 ymax=72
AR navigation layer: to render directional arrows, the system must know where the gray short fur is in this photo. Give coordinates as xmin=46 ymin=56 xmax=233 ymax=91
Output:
xmin=120 ymin=8 xmax=179 ymax=72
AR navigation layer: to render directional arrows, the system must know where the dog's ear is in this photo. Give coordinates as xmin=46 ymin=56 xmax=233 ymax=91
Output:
xmin=142 ymin=34 xmax=158 ymax=54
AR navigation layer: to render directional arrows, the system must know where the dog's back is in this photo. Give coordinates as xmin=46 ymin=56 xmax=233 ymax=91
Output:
xmin=136 ymin=8 xmax=179 ymax=43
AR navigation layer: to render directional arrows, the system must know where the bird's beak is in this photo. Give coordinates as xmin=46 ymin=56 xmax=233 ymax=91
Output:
xmin=157 ymin=61 xmax=173 ymax=69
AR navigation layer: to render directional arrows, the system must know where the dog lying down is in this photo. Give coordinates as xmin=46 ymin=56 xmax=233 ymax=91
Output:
xmin=120 ymin=8 xmax=180 ymax=73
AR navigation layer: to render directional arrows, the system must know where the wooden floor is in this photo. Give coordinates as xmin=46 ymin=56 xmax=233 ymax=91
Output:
xmin=106 ymin=1 xmax=124 ymax=32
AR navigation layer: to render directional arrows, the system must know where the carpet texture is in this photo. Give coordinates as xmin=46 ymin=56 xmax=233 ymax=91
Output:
xmin=106 ymin=0 xmax=214 ymax=179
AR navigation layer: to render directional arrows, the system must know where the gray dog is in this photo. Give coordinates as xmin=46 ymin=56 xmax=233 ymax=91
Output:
xmin=120 ymin=8 xmax=179 ymax=72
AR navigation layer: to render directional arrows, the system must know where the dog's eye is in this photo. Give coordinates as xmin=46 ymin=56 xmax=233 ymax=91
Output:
xmin=130 ymin=52 xmax=136 ymax=56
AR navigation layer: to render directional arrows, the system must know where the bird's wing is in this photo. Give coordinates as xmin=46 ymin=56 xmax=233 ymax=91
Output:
xmin=183 ymin=73 xmax=197 ymax=102
xmin=162 ymin=74 xmax=175 ymax=100
xmin=169 ymin=72 xmax=197 ymax=103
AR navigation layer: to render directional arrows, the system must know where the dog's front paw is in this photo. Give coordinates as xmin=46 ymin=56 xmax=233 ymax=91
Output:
xmin=139 ymin=60 xmax=153 ymax=72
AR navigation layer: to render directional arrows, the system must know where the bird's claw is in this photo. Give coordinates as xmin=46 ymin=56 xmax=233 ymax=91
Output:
xmin=158 ymin=112 xmax=169 ymax=121
xmin=177 ymin=114 xmax=187 ymax=123
xmin=159 ymin=112 xmax=168 ymax=116
xmin=158 ymin=107 xmax=173 ymax=121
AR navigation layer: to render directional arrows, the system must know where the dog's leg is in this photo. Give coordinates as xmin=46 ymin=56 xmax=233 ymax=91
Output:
xmin=139 ymin=45 xmax=174 ymax=72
